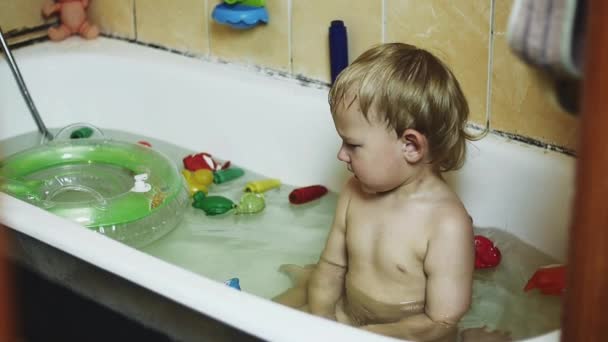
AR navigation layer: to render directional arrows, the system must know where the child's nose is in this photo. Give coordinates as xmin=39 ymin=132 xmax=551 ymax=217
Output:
xmin=337 ymin=146 xmax=350 ymax=163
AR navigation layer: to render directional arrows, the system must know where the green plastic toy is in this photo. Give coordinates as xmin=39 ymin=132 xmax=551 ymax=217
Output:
xmin=193 ymin=194 xmax=236 ymax=216
xmin=213 ymin=167 xmax=245 ymax=184
xmin=224 ymin=0 xmax=265 ymax=7
xmin=70 ymin=127 xmax=94 ymax=139
xmin=235 ymin=192 xmax=265 ymax=214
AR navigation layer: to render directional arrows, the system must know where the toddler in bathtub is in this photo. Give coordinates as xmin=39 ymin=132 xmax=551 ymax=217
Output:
xmin=274 ymin=43 xmax=508 ymax=342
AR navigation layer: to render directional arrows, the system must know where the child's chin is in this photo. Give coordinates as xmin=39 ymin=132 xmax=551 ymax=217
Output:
xmin=359 ymin=183 xmax=379 ymax=194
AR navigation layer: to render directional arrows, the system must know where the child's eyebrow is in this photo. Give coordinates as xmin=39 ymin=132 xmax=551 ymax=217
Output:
xmin=339 ymin=134 xmax=358 ymax=143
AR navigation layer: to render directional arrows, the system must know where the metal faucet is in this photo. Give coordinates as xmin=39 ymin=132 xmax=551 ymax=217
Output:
xmin=0 ymin=26 xmax=53 ymax=141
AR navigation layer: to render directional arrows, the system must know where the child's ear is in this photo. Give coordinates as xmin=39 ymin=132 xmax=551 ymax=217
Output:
xmin=400 ymin=129 xmax=428 ymax=164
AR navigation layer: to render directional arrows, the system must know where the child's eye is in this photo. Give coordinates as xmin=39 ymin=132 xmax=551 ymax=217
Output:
xmin=345 ymin=142 xmax=360 ymax=149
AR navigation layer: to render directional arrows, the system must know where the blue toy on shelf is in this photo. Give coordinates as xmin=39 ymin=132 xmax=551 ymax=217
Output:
xmin=212 ymin=0 xmax=269 ymax=30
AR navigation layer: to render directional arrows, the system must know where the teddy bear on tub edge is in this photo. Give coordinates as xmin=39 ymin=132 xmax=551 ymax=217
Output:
xmin=42 ymin=0 xmax=99 ymax=41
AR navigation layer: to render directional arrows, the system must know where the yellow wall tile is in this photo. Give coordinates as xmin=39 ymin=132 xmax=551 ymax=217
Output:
xmin=386 ymin=0 xmax=491 ymax=125
xmin=0 ymin=0 xmax=52 ymax=32
xmin=135 ymin=0 xmax=208 ymax=56
xmin=89 ymin=0 xmax=135 ymax=39
xmin=291 ymin=0 xmax=382 ymax=83
xmin=491 ymin=0 xmax=578 ymax=149
xmin=208 ymin=0 xmax=289 ymax=72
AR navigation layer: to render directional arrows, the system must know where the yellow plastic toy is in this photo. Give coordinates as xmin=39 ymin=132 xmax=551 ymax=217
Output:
xmin=245 ymin=179 xmax=281 ymax=193
xmin=182 ymin=169 xmax=213 ymax=196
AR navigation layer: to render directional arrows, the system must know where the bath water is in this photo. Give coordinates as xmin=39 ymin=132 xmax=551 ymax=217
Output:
xmin=1 ymin=129 xmax=562 ymax=340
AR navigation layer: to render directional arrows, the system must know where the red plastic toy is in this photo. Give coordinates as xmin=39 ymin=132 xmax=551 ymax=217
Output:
xmin=524 ymin=264 xmax=566 ymax=295
xmin=474 ymin=235 xmax=502 ymax=269
xmin=137 ymin=140 xmax=152 ymax=147
xmin=183 ymin=152 xmax=230 ymax=172
xmin=289 ymin=185 xmax=328 ymax=204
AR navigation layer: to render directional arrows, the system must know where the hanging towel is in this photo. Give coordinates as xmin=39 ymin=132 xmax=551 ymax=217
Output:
xmin=507 ymin=0 xmax=587 ymax=79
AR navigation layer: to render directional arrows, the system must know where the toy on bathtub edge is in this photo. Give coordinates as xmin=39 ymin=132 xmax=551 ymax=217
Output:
xmin=225 ymin=278 xmax=241 ymax=290
xmin=212 ymin=1 xmax=269 ymax=30
xmin=42 ymin=0 xmax=99 ymax=41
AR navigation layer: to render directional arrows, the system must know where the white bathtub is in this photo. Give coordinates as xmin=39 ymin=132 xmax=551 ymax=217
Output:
xmin=0 ymin=38 xmax=573 ymax=341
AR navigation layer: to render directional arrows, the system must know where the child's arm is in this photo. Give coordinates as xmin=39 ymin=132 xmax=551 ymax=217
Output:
xmin=307 ymin=178 xmax=353 ymax=320
xmin=362 ymin=209 xmax=474 ymax=341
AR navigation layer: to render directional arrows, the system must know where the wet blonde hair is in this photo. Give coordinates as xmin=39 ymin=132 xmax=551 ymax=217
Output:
xmin=329 ymin=43 xmax=474 ymax=172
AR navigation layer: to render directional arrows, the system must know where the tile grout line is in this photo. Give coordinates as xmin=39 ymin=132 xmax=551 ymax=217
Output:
xmin=288 ymin=0 xmax=293 ymax=74
xmin=132 ymin=0 xmax=138 ymax=40
xmin=206 ymin=0 xmax=211 ymax=58
xmin=484 ymin=0 xmax=496 ymax=133
xmin=382 ymin=0 xmax=386 ymax=43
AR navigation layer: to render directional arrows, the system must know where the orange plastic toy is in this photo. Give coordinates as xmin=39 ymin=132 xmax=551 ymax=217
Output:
xmin=42 ymin=0 xmax=99 ymax=41
xmin=524 ymin=264 xmax=566 ymax=295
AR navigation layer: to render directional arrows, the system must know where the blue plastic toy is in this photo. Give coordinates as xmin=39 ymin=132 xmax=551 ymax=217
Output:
xmin=212 ymin=1 xmax=269 ymax=30
xmin=225 ymin=278 xmax=241 ymax=290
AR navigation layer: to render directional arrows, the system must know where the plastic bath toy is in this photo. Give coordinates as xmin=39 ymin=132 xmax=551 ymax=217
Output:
xmin=42 ymin=0 xmax=99 ymax=41
xmin=225 ymin=278 xmax=241 ymax=290
xmin=245 ymin=179 xmax=280 ymax=193
xmin=212 ymin=1 xmax=269 ymax=30
xmin=69 ymin=127 xmax=94 ymax=139
xmin=182 ymin=169 xmax=213 ymax=196
xmin=474 ymin=235 xmax=501 ymax=269
xmin=0 ymin=139 xmax=189 ymax=248
xmin=236 ymin=192 xmax=265 ymax=214
xmin=183 ymin=152 xmax=229 ymax=172
xmin=289 ymin=185 xmax=328 ymax=204
xmin=524 ymin=264 xmax=566 ymax=295
xmin=192 ymin=194 xmax=236 ymax=216
xmin=213 ymin=168 xmax=245 ymax=184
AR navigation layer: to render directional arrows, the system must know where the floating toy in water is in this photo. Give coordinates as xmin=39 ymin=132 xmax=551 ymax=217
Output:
xmin=524 ymin=264 xmax=566 ymax=295
xmin=213 ymin=168 xmax=245 ymax=184
xmin=225 ymin=277 xmax=241 ymax=290
xmin=70 ymin=127 xmax=94 ymax=139
xmin=474 ymin=235 xmax=502 ymax=269
xmin=182 ymin=169 xmax=213 ymax=196
xmin=137 ymin=140 xmax=152 ymax=147
xmin=245 ymin=179 xmax=281 ymax=193
xmin=289 ymin=185 xmax=328 ymax=204
xmin=192 ymin=193 xmax=236 ymax=216
xmin=0 ymin=139 xmax=189 ymax=248
xmin=183 ymin=152 xmax=230 ymax=172
xmin=236 ymin=192 xmax=265 ymax=214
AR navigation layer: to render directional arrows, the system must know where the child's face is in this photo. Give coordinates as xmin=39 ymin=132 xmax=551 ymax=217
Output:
xmin=332 ymin=97 xmax=409 ymax=194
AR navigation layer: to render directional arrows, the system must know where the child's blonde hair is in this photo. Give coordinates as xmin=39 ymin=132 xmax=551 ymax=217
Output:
xmin=329 ymin=43 xmax=474 ymax=172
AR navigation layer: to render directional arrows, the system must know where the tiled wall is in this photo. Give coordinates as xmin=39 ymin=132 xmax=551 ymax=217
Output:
xmin=0 ymin=0 xmax=579 ymax=151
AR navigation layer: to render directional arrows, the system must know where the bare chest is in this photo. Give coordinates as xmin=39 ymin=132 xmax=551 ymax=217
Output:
xmin=345 ymin=199 xmax=429 ymax=274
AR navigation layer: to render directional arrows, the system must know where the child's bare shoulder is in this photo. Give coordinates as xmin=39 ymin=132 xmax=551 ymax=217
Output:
xmin=429 ymin=187 xmax=472 ymax=236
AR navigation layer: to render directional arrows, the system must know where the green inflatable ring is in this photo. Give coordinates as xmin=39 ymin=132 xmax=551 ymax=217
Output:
xmin=0 ymin=139 xmax=189 ymax=248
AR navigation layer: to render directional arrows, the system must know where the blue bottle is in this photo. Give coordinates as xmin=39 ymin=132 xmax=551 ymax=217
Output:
xmin=329 ymin=20 xmax=348 ymax=84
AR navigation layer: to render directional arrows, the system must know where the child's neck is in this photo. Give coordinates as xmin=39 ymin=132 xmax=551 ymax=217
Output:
xmin=386 ymin=165 xmax=442 ymax=198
